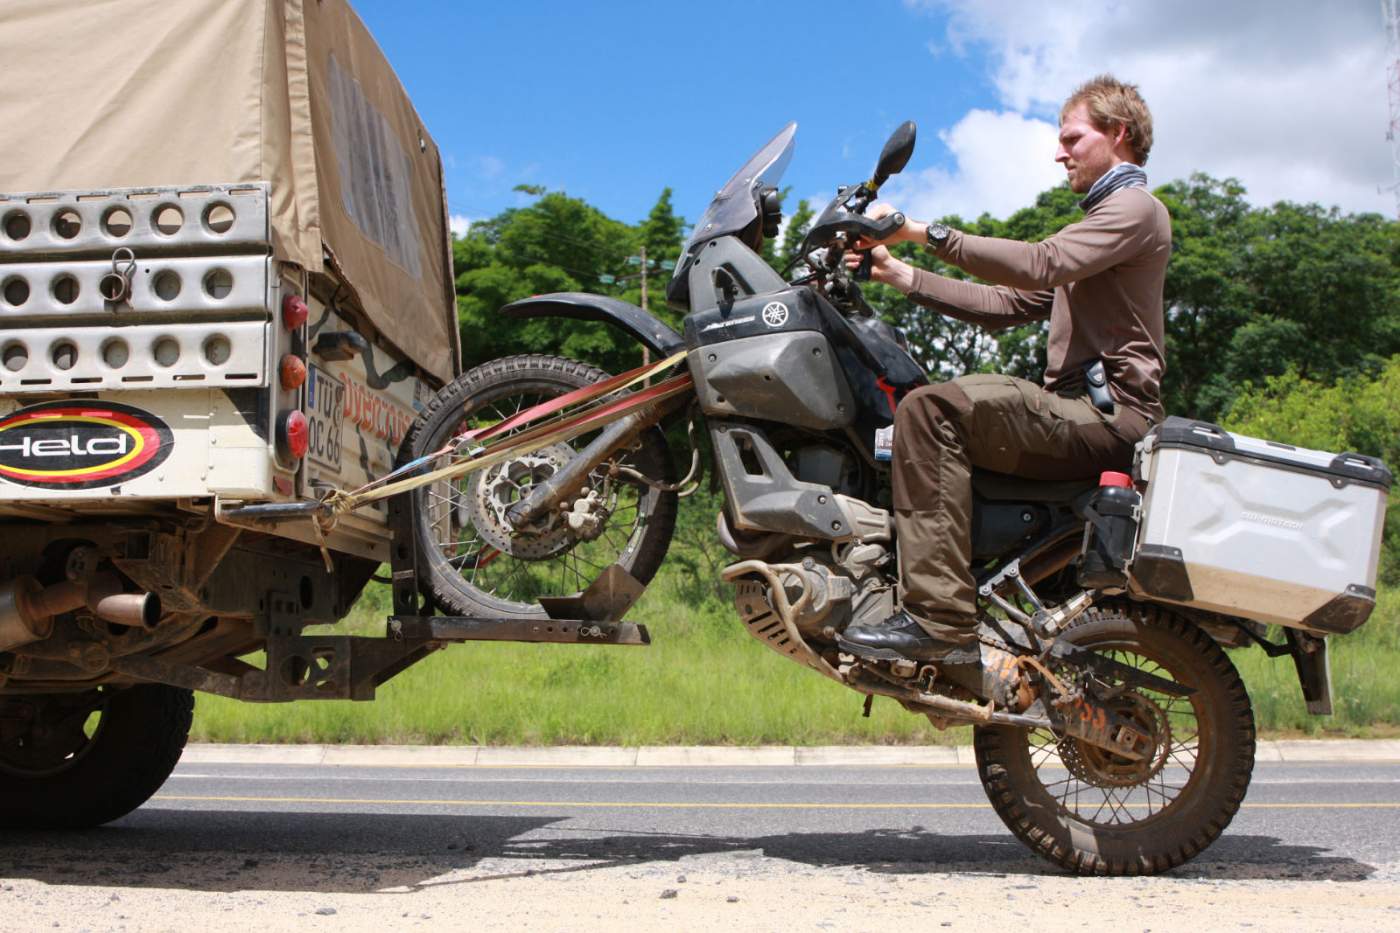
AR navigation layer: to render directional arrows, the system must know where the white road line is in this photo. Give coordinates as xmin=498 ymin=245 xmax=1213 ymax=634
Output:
xmin=164 ymin=772 xmax=1400 ymax=787
xmin=166 ymin=773 xmax=986 ymax=786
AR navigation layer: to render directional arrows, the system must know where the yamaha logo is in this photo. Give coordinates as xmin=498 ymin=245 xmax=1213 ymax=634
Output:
xmin=762 ymin=301 xmax=789 ymax=327
xmin=0 ymin=401 xmax=173 ymax=490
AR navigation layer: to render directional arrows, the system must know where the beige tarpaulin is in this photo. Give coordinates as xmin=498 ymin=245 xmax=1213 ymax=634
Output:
xmin=0 ymin=0 xmax=459 ymax=383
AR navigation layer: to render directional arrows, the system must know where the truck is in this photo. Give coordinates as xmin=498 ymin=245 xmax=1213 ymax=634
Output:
xmin=0 ymin=0 xmax=481 ymax=827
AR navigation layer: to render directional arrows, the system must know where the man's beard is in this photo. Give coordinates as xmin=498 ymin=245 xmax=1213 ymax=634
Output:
xmin=1069 ymin=162 xmax=1107 ymax=193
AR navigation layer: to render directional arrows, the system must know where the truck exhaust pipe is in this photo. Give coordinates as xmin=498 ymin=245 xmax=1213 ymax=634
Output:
xmin=0 ymin=573 xmax=162 ymax=651
xmin=0 ymin=577 xmax=54 ymax=652
xmin=84 ymin=574 xmax=162 ymax=629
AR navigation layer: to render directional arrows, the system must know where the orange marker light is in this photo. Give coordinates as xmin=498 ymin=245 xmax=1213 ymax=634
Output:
xmin=280 ymin=354 xmax=307 ymax=390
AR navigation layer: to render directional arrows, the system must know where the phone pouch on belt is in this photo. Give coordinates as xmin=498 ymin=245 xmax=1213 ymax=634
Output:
xmin=1085 ymin=359 xmax=1114 ymax=413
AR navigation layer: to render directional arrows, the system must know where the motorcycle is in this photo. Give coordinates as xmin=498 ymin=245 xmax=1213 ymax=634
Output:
xmin=399 ymin=122 xmax=1257 ymax=875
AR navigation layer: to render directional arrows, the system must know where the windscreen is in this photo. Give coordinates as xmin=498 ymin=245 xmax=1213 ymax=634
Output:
xmin=676 ymin=122 xmax=796 ymax=266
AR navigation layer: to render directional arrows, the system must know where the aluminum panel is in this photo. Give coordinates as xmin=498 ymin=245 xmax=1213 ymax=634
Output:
xmin=0 ymin=255 xmax=269 ymax=320
xmin=0 ymin=320 xmax=267 ymax=392
xmin=0 ymin=184 xmax=269 ymax=260
xmin=1135 ymin=434 xmax=1388 ymax=627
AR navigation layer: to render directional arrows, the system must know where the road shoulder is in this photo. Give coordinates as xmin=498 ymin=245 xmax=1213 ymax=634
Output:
xmin=180 ymin=738 xmax=1400 ymax=767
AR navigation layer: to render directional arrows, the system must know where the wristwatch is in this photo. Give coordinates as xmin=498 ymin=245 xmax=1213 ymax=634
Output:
xmin=925 ymin=221 xmax=951 ymax=252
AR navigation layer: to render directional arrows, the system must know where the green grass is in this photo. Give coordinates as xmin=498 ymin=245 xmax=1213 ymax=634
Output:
xmin=1232 ymin=587 xmax=1400 ymax=736
xmin=189 ymin=558 xmax=1400 ymax=745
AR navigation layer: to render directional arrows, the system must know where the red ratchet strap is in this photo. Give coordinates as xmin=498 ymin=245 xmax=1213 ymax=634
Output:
xmin=334 ymin=371 xmax=695 ymax=512
xmin=461 ymin=360 xmax=658 ymax=444
xmin=504 ymin=371 xmax=693 ymax=445
xmin=346 ymin=351 xmax=688 ymax=500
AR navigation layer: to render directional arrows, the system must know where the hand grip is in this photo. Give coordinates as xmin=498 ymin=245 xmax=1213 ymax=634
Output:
xmin=868 ymin=211 xmax=905 ymax=240
xmin=854 ymin=251 xmax=873 ymax=281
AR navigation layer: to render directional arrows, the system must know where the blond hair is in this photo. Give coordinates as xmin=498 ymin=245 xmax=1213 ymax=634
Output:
xmin=1061 ymin=75 xmax=1154 ymax=166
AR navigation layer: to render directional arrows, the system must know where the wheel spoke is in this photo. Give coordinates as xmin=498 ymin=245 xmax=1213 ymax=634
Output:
xmin=409 ymin=369 xmax=671 ymax=613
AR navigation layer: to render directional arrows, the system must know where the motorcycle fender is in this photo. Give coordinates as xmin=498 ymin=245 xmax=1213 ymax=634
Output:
xmin=501 ymin=292 xmax=685 ymax=358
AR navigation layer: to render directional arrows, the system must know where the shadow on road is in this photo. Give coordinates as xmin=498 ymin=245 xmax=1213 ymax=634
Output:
xmin=0 ymin=808 xmax=1376 ymax=893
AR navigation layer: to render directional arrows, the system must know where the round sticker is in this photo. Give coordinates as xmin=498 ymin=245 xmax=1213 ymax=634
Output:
xmin=762 ymin=301 xmax=789 ymax=327
xmin=0 ymin=401 xmax=173 ymax=490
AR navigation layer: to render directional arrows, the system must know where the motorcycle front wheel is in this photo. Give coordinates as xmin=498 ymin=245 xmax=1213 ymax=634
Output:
xmin=974 ymin=601 xmax=1256 ymax=875
xmin=400 ymin=353 xmax=677 ymax=619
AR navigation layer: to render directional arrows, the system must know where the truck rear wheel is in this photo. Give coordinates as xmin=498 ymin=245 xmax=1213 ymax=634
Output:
xmin=0 ymin=684 xmax=193 ymax=829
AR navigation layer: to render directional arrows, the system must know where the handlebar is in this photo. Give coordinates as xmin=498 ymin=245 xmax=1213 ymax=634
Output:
xmin=862 ymin=210 xmax=905 ymax=240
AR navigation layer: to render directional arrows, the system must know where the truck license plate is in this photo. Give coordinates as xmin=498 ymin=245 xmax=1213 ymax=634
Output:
xmin=306 ymin=363 xmax=345 ymax=472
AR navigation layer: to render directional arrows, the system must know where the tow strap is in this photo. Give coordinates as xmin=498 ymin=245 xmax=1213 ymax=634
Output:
xmin=316 ymin=350 xmax=692 ymax=517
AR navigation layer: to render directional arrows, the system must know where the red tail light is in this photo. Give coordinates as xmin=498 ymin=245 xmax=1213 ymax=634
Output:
xmin=278 ymin=410 xmax=309 ymax=459
xmin=282 ymin=294 xmax=309 ymax=330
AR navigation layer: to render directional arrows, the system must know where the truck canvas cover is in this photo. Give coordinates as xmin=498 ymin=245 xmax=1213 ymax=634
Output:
xmin=0 ymin=0 xmax=458 ymax=383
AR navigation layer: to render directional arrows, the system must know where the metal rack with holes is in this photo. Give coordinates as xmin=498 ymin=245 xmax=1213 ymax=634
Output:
xmin=0 ymin=184 xmax=273 ymax=392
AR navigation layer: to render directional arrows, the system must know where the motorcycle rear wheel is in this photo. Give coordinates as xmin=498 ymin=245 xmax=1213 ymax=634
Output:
xmin=974 ymin=601 xmax=1256 ymax=875
xmin=400 ymin=353 xmax=677 ymax=619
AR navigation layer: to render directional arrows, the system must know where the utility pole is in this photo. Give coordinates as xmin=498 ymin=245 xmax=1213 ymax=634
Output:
xmin=1385 ymin=0 xmax=1400 ymax=217
xmin=618 ymin=248 xmax=674 ymax=376
xmin=638 ymin=244 xmax=650 ymax=369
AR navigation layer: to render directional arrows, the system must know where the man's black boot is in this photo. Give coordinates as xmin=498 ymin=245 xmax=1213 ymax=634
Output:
xmin=837 ymin=610 xmax=980 ymax=664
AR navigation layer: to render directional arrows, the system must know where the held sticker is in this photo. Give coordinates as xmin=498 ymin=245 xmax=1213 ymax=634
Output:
xmin=0 ymin=401 xmax=173 ymax=489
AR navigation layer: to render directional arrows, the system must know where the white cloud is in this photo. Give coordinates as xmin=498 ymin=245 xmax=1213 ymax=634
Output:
xmin=449 ymin=214 xmax=472 ymax=238
xmin=881 ymin=109 xmax=1064 ymax=221
xmin=904 ymin=0 xmax=1395 ymax=216
xmin=478 ymin=155 xmax=506 ymax=179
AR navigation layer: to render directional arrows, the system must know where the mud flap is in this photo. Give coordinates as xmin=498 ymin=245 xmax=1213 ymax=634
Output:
xmin=1285 ymin=628 xmax=1333 ymax=716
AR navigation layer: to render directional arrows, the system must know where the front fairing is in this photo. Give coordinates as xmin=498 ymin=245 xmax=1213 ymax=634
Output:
xmin=667 ymin=123 xmax=795 ymax=309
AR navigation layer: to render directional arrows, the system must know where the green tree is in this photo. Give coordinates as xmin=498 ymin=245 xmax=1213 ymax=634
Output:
xmin=618 ymin=188 xmax=688 ymax=332
xmin=777 ymin=198 xmax=815 ymax=272
xmin=454 ymin=190 xmax=646 ymax=371
xmin=450 ymin=173 xmax=1399 ymax=419
xmin=638 ymin=187 xmax=686 ymax=263
xmin=1222 ymin=357 xmax=1400 ymax=583
xmin=1157 ymin=176 xmax=1400 ymax=418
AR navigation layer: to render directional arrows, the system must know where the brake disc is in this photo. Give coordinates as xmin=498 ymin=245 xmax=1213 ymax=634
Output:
xmin=462 ymin=443 xmax=578 ymax=559
xmin=1058 ymin=690 xmax=1171 ymax=788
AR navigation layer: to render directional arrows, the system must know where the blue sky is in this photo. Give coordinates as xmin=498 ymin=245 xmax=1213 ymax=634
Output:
xmin=355 ymin=1 xmax=1395 ymax=232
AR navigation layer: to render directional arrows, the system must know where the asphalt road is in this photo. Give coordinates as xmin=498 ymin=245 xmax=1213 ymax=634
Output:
xmin=3 ymin=757 xmax=1399 ymax=930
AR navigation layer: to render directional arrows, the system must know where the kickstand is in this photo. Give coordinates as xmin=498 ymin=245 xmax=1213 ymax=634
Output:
xmin=862 ymin=694 xmax=874 ymax=718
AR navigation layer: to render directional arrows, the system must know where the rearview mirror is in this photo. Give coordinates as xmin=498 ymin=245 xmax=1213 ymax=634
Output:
xmin=872 ymin=121 xmax=917 ymax=189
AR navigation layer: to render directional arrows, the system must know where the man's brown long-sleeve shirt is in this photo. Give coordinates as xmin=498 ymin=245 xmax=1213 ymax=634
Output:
xmin=912 ymin=185 xmax=1171 ymax=423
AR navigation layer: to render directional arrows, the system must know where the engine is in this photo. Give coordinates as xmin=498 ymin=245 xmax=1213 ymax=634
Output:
xmin=722 ymin=541 xmax=896 ymax=666
xmin=788 ymin=442 xmax=864 ymax=498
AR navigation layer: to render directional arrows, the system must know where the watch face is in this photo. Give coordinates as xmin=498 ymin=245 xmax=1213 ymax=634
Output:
xmin=927 ymin=223 xmax=949 ymax=246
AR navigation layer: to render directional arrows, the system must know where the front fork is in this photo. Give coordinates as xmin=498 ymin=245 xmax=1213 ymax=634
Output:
xmin=503 ymin=394 xmax=688 ymax=531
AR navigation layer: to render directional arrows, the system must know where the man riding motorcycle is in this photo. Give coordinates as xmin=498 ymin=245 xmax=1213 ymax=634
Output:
xmin=837 ymin=74 xmax=1172 ymax=668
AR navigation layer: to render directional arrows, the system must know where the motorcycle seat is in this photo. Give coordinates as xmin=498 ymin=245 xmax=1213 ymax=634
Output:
xmin=972 ymin=470 xmax=1097 ymax=504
